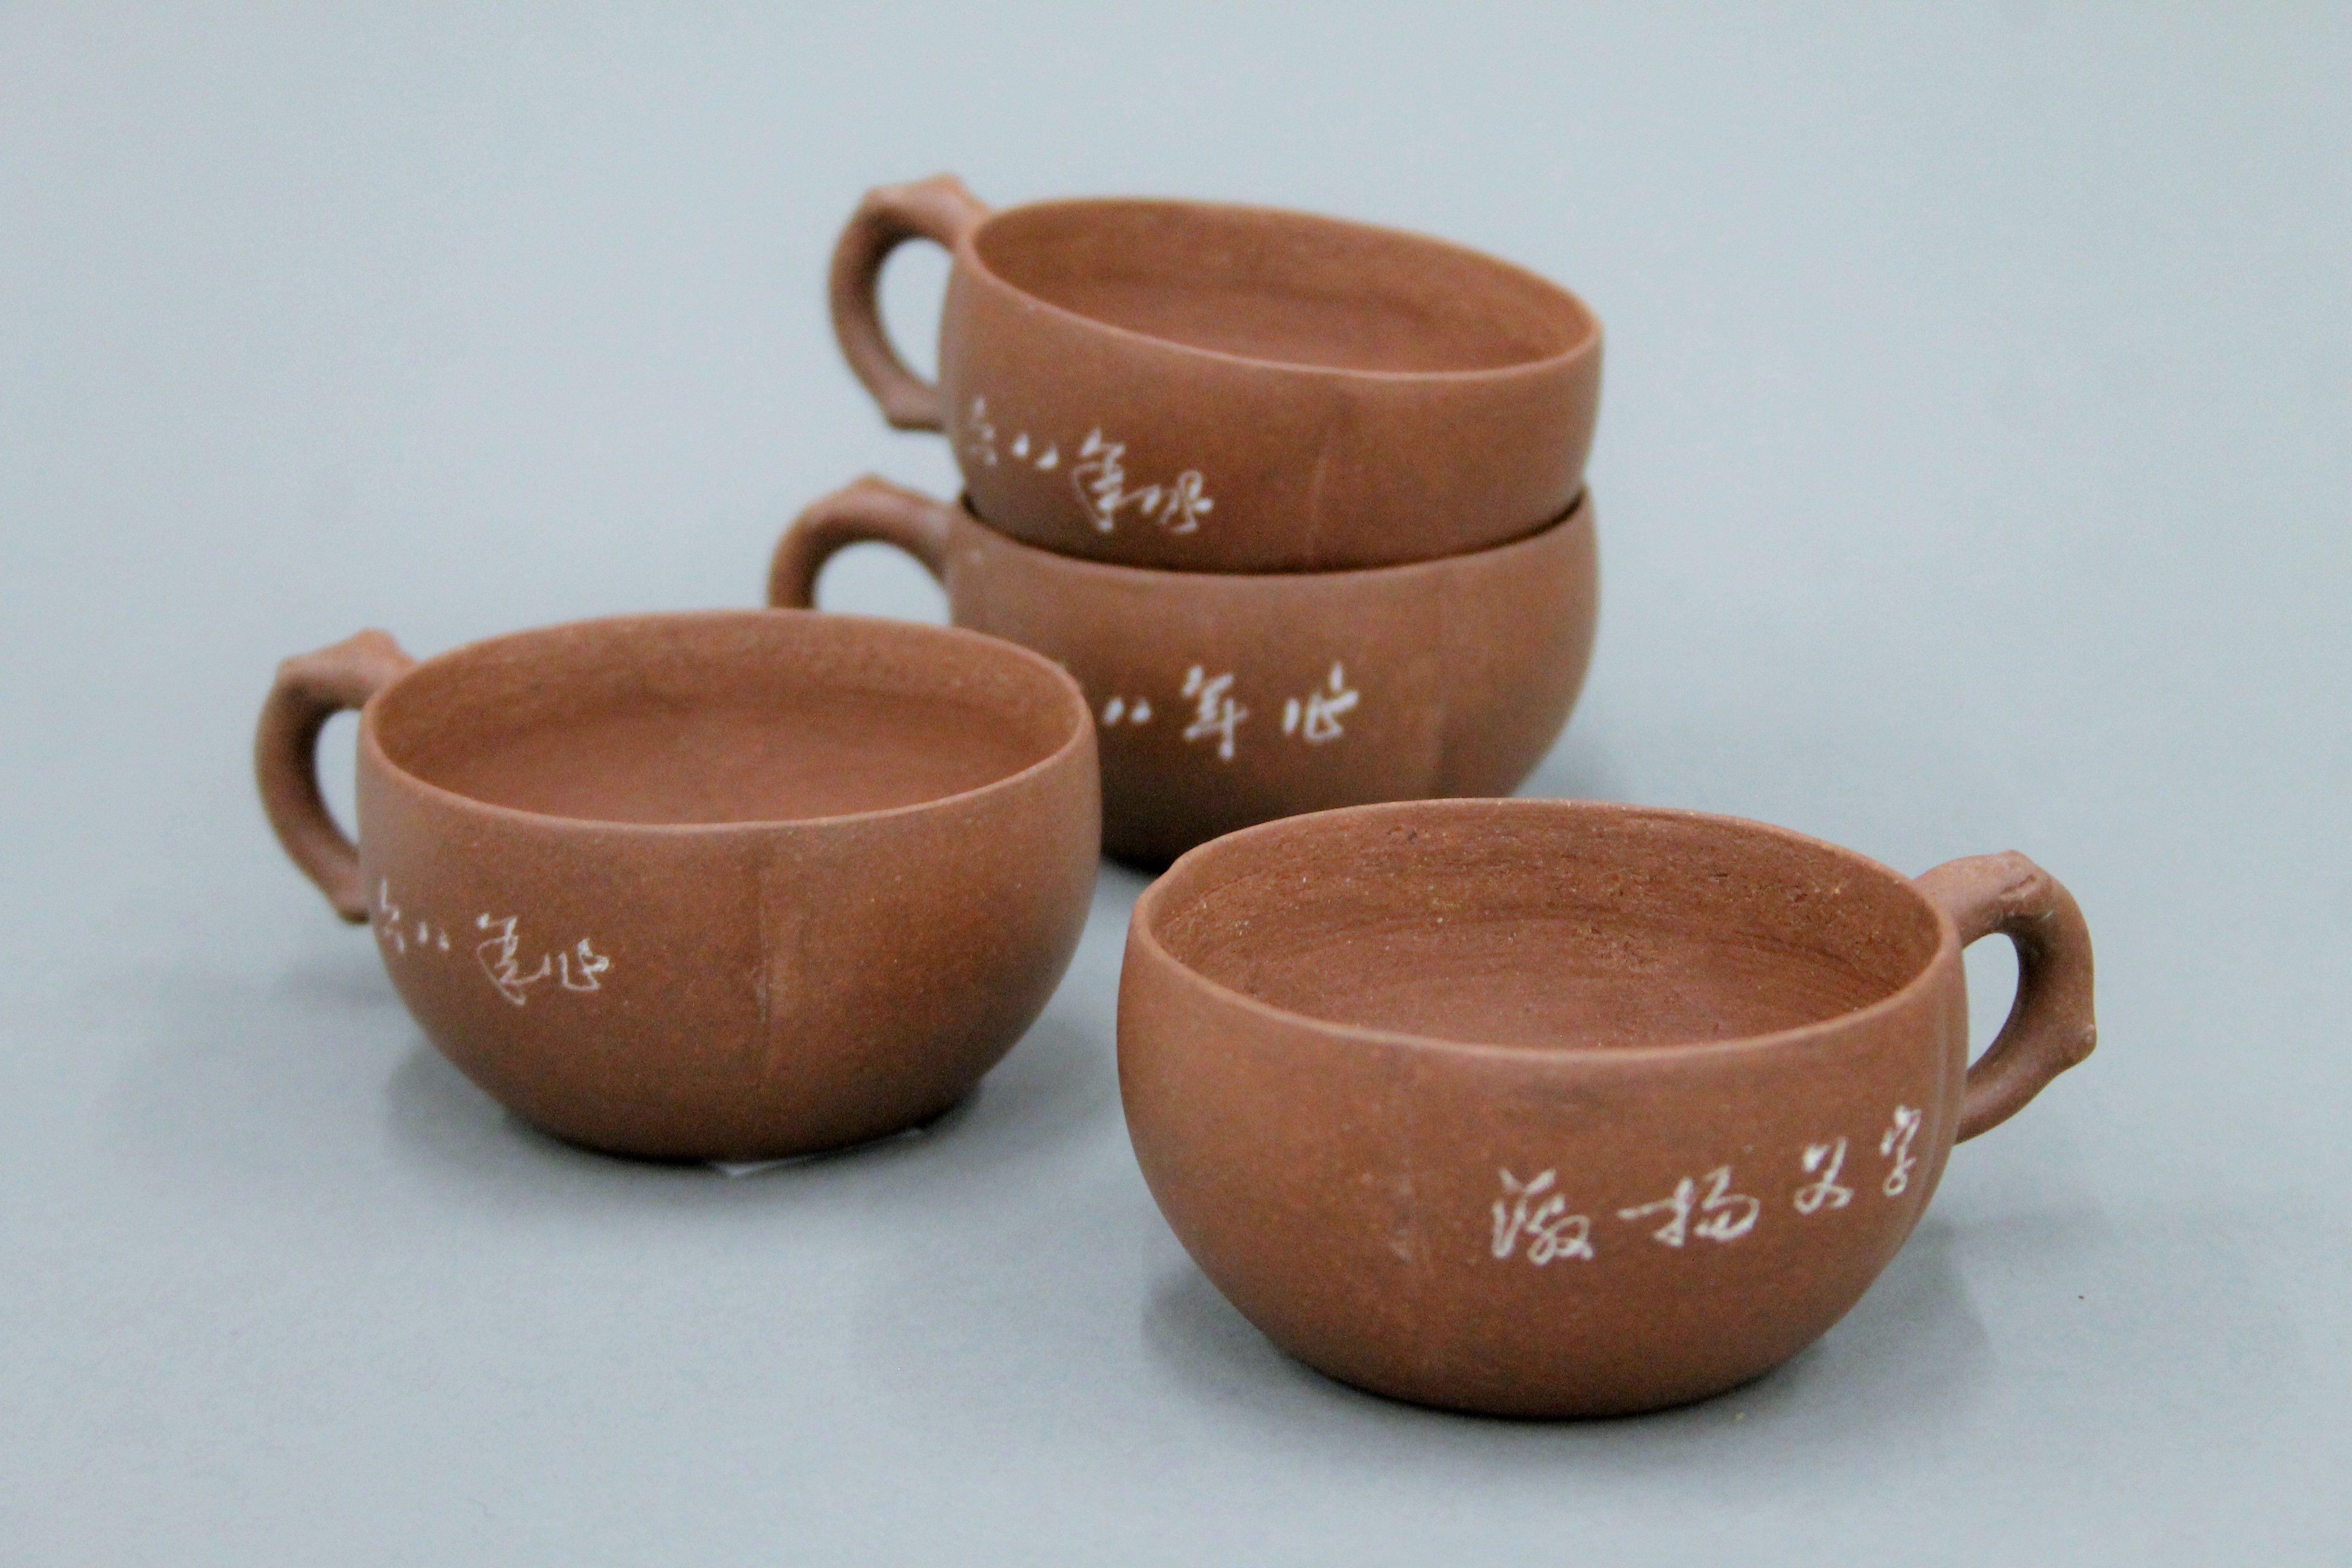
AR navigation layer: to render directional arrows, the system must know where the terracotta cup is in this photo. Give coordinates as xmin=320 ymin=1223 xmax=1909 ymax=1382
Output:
xmin=255 ymin=609 xmax=1098 ymax=1161
xmin=1120 ymin=799 xmax=2098 ymax=1417
xmin=830 ymin=175 xmax=1603 ymax=573
xmin=771 ymin=477 xmax=1598 ymax=867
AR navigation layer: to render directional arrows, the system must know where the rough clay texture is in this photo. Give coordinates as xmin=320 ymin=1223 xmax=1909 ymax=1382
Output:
xmin=772 ymin=478 xmax=1598 ymax=867
xmin=830 ymin=174 xmax=1603 ymax=573
xmin=1118 ymin=799 xmax=2097 ymax=1417
xmin=255 ymin=610 xmax=1101 ymax=1161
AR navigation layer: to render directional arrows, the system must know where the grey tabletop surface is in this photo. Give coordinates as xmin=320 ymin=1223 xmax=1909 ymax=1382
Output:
xmin=3 ymin=6 xmax=2346 ymax=1563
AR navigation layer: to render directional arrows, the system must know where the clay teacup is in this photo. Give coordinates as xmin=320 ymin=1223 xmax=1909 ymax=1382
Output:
xmin=771 ymin=478 xmax=1598 ymax=867
xmin=831 ymin=175 xmax=1603 ymax=573
xmin=255 ymin=610 xmax=1098 ymax=1161
xmin=1120 ymin=799 xmax=2098 ymax=1417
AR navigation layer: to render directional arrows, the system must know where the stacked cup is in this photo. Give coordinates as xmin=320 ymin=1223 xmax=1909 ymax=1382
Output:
xmin=777 ymin=175 xmax=1607 ymax=864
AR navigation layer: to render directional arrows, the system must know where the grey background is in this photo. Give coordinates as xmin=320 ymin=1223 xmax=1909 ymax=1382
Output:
xmin=2 ymin=5 xmax=2345 ymax=1562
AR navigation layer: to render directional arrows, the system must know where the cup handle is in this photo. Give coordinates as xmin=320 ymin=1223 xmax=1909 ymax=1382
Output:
xmin=827 ymin=173 xmax=992 ymax=432
xmin=770 ymin=476 xmax=956 ymax=609
xmin=1913 ymin=851 xmax=2097 ymax=1141
xmin=255 ymin=629 xmax=417 ymax=922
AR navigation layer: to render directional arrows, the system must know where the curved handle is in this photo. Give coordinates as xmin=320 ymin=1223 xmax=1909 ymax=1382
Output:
xmin=255 ymin=629 xmax=417 ymax=922
xmin=770 ymin=475 xmax=957 ymax=609
xmin=827 ymin=173 xmax=992 ymax=432
xmin=1914 ymin=851 xmax=2097 ymax=1141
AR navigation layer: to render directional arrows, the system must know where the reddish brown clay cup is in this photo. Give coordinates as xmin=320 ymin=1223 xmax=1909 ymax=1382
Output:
xmin=255 ymin=610 xmax=1099 ymax=1161
xmin=1120 ymin=799 xmax=2098 ymax=1417
xmin=830 ymin=175 xmax=1603 ymax=573
xmin=771 ymin=477 xmax=1598 ymax=868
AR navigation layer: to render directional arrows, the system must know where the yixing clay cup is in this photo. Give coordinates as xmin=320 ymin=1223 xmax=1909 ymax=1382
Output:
xmin=1120 ymin=799 xmax=2098 ymax=1417
xmin=831 ymin=174 xmax=1603 ymax=572
xmin=771 ymin=477 xmax=1598 ymax=867
xmin=255 ymin=609 xmax=1098 ymax=1161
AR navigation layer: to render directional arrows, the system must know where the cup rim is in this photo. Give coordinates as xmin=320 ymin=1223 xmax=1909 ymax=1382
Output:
xmin=1129 ymin=797 xmax=1961 ymax=1065
xmin=955 ymin=488 xmax=1590 ymax=582
xmin=356 ymin=608 xmax=1093 ymax=836
xmin=962 ymin=195 xmax=1603 ymax=385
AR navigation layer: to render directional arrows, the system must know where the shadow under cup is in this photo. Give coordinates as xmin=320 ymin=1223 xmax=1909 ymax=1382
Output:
xmin=257 ymin=610 xmax=1101 ymax=1161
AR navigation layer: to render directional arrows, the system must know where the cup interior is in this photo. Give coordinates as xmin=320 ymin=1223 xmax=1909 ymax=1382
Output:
xmin=371 ymin=612 xmax=1082 ymax=826
xmin=1144 ymin=802 xmax=1943 ymax=1051
xmin=975 ymin=200 xmax=1596 ymax=375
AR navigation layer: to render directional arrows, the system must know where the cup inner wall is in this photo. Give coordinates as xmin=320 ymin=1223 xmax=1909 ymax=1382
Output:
xmin=1150 ymin=805 xmax=1942 ymax=1051
xmin=976 ymin=202 xmax=1594 ymax=375
xmin=372 ymin=614 xmax=1077 ymax=826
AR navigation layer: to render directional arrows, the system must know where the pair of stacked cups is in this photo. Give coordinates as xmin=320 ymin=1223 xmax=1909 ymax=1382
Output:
xmin=256 ymin=176 xmax=2095 ymax=1418
xmin=779 ymin=174 xmax=1604 ymax=865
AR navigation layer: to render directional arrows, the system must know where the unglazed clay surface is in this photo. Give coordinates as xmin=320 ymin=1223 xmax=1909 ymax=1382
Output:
xmin=830 ymin=176 xmax=1603 ymax=571
xmin=1119 ymin=799 xmax=2095 ymax=1416
xmin=974 ymin=202 xmax=1582 ymax=373
xmin=772 ymin=478 xmax=1598 ymax=865
xmin=1160 ymin=823 xmax=1939 ymax=1049
xmin=257 ymin=610 xmax=1101 ymax=1161
xmin=389 ymin=677 xmax=1060 ymax=824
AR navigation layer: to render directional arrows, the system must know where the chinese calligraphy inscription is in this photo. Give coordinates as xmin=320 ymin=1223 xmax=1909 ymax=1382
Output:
xmin=372 ymin=881 xmax=612 ymax=1008
xmin=962 ymin=397 xmax=1211 ymax=537
xmin=1489 ymin=1103 xmax=1930 ymax=1268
